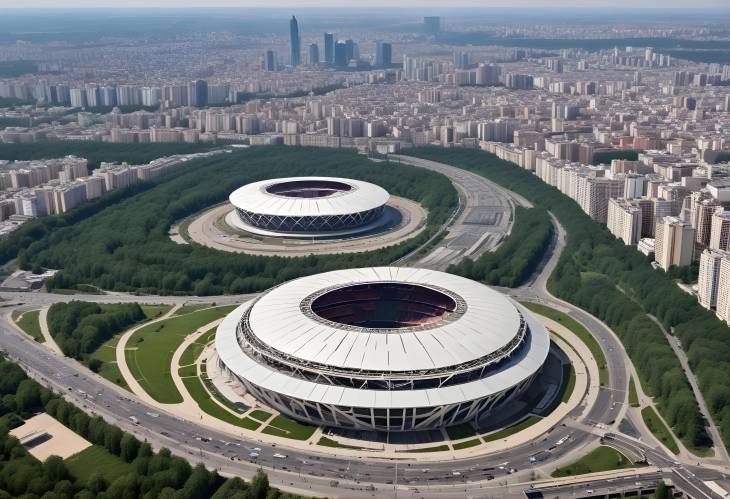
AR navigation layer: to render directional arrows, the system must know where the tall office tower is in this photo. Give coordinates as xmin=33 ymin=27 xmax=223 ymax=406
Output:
xmin=607 ymin=198 xmax=643 ymax=245
xmin=344 ymin=39 xmax=356 ymax=62
xmin=375 ymin=41 xmax=392 ymax=67
xmin=334 ymin=41 xmax=348 ymax=67
xmin=698 ymin=249 xmax=730 ymax=309
xmin=324 ymin=32 xmax=335 ymax=64
xmin=187 ymin=80 xmax=208 ymax=107
xmin=654 ymin=216 xmax=695 ymax=271
xmin=308 ymin=44 xmax=320 ymax=65
xmin=289 ymin=16 xmax=301 ymax=67
xmin=710 ymin=208 xmax=730 ymax=251
xmin=196 ymin=80 xmax=208 ymax=107
xmin=264 ymin=50 xmax=277 ymax=71
xmin=423 ymin=16 xmax=440 ymax=35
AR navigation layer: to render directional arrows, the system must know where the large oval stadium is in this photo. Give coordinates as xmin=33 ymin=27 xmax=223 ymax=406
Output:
xmin=227 ymin=176 xmax=390 ymax=238
xmin=216 ymin=267 xmax=550 ymax=432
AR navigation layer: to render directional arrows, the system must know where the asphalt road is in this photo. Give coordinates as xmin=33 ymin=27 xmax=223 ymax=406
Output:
xmin=390 ymin=154 xmax=526 ymax=271
xmin=0 ymin=155 xmax=727 ymax=498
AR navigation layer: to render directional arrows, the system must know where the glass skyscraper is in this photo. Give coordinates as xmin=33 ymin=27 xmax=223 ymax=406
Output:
xmin=290 ymin=16 xmax=301 ymax=67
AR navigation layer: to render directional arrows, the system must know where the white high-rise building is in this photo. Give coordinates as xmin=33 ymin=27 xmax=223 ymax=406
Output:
xmin=607 ymin=198 xmax=643 ymax=245
xmin=654 ymin=216 xmax=695 ymax=271
xmin=581 ymin=177 xmax=624 ymax=224
xmin=623 ymin=174 xmax=646 ymax=199
xmin=715 ymin=258 xmax=730 ymax=325
xmin=698 ymin=249 xmax=730 ymax=310
xmin=709 ymin=208 xmax=730 ymax=251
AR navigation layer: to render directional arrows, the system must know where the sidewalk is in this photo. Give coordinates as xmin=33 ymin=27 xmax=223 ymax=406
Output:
xmin=38 ymin=306 xmax=63 ymax=355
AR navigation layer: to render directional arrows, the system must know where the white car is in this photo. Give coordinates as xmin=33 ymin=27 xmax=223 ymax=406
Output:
xmin=273 ymin=453 xmax=287 ymax=459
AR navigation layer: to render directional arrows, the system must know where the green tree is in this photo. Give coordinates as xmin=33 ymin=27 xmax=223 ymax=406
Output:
xmin=654 ymin=480 xmax=670 ymax=499
xmin=86 ymin=472 xmax=108 ymax=495
xmin=120 ymin=433 xmax=141 ymax=462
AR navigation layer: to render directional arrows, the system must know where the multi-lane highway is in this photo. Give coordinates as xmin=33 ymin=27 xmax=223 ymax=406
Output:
xmin=1 ymin=155 xmax=727 ymax=498
xmin=391 ymin=154 xmax=526 ymax=270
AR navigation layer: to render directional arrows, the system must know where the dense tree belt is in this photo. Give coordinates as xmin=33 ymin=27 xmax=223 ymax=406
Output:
xmin=47 ymin=302 xmax=146 ymax=362
xmin=1 ymin=146 xmax=457 ymax=295
xmin=0 ymin=354 xmax=301 ymax=499
xmin=406 ymin=147 xmax=718 ymax=452
xmin=448 ymin=206 xmax=552 ymax=288
xmin=0 ymin=142 xmax=214 ymax=170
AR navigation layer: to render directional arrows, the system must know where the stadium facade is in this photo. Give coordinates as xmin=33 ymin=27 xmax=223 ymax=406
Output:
xmin=228 ymin=177 xmax=390 ymax=238
xmin=216 ymin=267 xmax=550 ymax=432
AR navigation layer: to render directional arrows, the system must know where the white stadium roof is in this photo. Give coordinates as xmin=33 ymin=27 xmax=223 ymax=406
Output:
xmin=247 ymin=267 xmax=525 ymax=372
xmin=229 ymin=176 xmax=390 ymax=217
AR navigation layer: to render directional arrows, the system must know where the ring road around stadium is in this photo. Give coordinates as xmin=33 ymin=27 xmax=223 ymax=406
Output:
xmin=216 ymin=267 xmax=550 ymax=432
xmin=227 ymin=176 xmax=391 ymax=239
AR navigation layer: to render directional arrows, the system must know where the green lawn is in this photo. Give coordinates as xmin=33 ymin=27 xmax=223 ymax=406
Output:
xmin=687 ymin=442 xmax=715 ymax=458
xmin=182 ymin=374 xmax=260 ymax=430
xmin=125 ymin=305 xmax=236 ymax=403
xmin=317 ymin=436 xmax=365 ymax=450
xmin=522 ymin=302 xmax=608 ymax=386
xmin=446 ymin=422 xmax=477 ymax=440
xmin=178 ymin=365 xmax=198 ymax=378
xmin=629 ymin=377 xmax=640 ymax=407
xmin=262 ymin=415 xmax=317 ymax=440
xmin=249 ymin=409 xmax=272 ymax=422
xmin=482 ymin=415 xmax=542 ymax=442
xmin=141 ymin=304 xmax=173 ymax=320
xmin=179 ymin=329 xmax=216 ymax=367
xmin=453 ymin=438 xmax=481 ymax=450
xmin=15 ymin=310 xmax=44 ymax=343
xmin=551 ymin=446 xmax=636 ymax=477
xmin=174 ymin=304 xmax=214 ymax=316
xmin=87 ymin=333 xmax=128 ymax=390
xmin=562 ymin=363 xmax=576 ymax=403
xmin=66 ymin=445 xmax=131 ymax=482
xmin=641 ymin=407 xmax=680 ymax=454
xmin=83 ymin=304 xmax=175 ymax=391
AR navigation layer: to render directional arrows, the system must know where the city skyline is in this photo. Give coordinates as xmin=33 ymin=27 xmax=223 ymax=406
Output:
xmin=1 ymin=6 xmax=730 ymax=499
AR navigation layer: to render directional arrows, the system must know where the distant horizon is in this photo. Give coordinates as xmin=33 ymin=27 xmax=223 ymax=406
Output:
xmin=2 ymin=2 xmax=730 ymax=10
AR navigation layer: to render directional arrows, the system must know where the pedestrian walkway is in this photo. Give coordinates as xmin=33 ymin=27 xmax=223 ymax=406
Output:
xmin=38 ymin=306 xmax=63 ymax=355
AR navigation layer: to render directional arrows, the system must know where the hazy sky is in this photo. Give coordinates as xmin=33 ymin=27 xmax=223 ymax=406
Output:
xmin=2 ymin=0 xmax=729 ymax=8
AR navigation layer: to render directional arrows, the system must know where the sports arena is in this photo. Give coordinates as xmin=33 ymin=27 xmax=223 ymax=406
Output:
xmin=215 ymin=267 xmax=550 ymax=432
xmin=227 ymin=177 xmax=390 ymax=238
